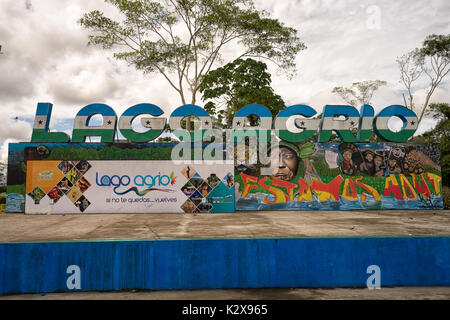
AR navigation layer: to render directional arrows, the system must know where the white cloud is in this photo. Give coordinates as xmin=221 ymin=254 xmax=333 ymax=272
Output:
xmin=0 ymin=119 xmax=32 ymax=162
xmin=1 ymin=138 xmax=24 ymax=163
xmin=0 ymin=119 xmax=32 ymax=141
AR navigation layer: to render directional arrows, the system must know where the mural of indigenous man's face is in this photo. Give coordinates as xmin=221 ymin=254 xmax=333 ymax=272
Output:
xmin=365 ymin=153 xmax=374 ymax=162
xmin=269 ymin=146 xmax=299 ymax=181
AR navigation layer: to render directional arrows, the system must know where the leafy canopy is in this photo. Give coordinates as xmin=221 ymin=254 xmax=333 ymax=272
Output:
xmin=332 ymin=80 xmax=387 ymax=108
xmin=199 ymin=58 xmax=286 ymax=127
xmin=418 ymin=103 xmax=450 ymax=186
xmin=397 ymin=34 xmax=450 ymax=124
xmin=79 ymin=0 xmax=306 ymax=105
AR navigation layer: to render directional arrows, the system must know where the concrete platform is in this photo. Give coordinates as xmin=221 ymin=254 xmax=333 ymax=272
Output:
xmin=1 ymin=210 xmax=449 ymax=295
xmin=0 ymin=210 xmax=449 ymax=242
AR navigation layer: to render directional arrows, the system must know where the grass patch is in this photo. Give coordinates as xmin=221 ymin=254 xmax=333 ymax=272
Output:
xmin=7 ymin=184 xmax=26 ymax=195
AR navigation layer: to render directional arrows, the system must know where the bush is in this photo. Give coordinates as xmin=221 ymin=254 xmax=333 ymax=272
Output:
xmin=0 ymin=193 xmax=5 ymax=204
xmin=443 ymin=185 xmax=450 ymax=210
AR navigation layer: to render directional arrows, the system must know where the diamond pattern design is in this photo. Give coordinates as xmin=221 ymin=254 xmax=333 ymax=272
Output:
xmin=28 ymin=160 xmax=94 ymax=212
xmin=180 ymin=167 xmax=227 ymax=213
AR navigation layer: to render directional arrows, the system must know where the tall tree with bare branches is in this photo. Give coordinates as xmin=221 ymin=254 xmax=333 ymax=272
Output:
xmin=332 ymin=80 xmax=387 ymax=108
xmin=397 ymin=34 xmax=450 ymax=124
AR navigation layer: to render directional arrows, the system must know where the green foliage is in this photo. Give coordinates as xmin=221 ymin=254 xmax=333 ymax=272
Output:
xmin=46 ymin=146 xmax=174 ymax=161
xmin=6 ymin=184 xmax=25 ymax=195
xmin=421 ymin=34 xmax=450 ymax=58
xmin=309 ymin=154 xmax=341 ymax=177
xmin=0 ymin=161 xmax=6 ymax=183
xmin=79 ymin=0 xmax=306 ymax=105
xmin=418 ymin=102 xmax=450 ymax=186
xmin=443 ymin=185 xmax=450 ymax=209
xmin=199 ymin=58 xmax=286 ymax=126
xmin=156 ymin=136 xmax=178 ymax=143
xmin=398 ymin=34 xmax=450 ymax=123
xmin=0 ymin=193 xmax=6 ymax=204
xmin=422 ymin=103 xmax=450 ymax=139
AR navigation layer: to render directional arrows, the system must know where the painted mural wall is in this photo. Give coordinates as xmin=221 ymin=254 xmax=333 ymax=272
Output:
xmin=235 ymin=142 xmax=443 ymax=211
xmin=7 ymin=141 xmax=443 ymax=213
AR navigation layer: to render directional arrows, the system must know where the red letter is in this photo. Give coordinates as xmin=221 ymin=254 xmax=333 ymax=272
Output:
xmin=311 ymin=176 xmax=344 ymax=201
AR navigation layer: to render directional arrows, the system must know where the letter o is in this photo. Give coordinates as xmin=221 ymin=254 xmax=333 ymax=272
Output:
xmin=374 ymin=105 xmax=418 ymax=142
xmin=120 ymin=175 xmax=131 ymax=186
xmin=160 ymin=175 xmax=170 ymax=185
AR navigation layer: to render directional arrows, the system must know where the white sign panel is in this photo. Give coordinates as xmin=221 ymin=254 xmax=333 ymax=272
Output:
xmin=25 ymin=160 xmax=235 ymax=214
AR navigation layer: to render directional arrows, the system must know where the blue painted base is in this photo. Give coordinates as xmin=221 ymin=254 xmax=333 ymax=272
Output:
xmin=1 ymin=237 xmax=449 ymax=295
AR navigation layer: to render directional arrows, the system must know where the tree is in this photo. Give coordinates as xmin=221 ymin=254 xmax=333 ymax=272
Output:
xmin=421 ymin=103 xmax=450 ymax=140
xmin=79 ymin=0 xmax=306 ymax=129
xmin=199 ymin=58 xmax=285 ymax=127
xmin=397 ymin=49 xmax=423 ymax=110
xmin=397 ymin=34 xmax=450 ymax=124
xmin=156 ymin=136 xmax=178 ymax=142
xmin=332 ymin=80 xmax=387 ymax=108
xmin=331 ymin=80 xmax=386 ymax=142
xmin=416 ymin=103 xmax=450 ymax=186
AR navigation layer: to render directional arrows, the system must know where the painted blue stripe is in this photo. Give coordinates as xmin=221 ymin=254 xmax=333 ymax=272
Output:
xmin=170 ymin=104 xmax=210 ymax=117
xmin=35 ymin=102 xmax=53 ymax=117
xmin=276 ymin=104 xmax=316 ymax=118
xmin=235 ymin=104 xmax=272 ymax=118
xmin=76 ymin=104 xmax=117 ymax=117
xmin=322 ymin=105 xmax=360 ymax=118
xmin=360 ymin=104 xmax=375 ymax=117
xmin=376 ymin=105 xmax=417 ymax=118
xmin=0 ymin=237 xmax=449 ymax=294
xmin=121 ymin=103 xmax=164 ymax=117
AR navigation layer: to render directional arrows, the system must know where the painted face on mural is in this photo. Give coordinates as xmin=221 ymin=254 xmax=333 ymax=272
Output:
xmin=375 ymin=156 xmax=383 ymax=167
xmin=269 ymin=146 xmax=299 ymax=181
xmin=343 ymin=149 xmax=353 ymax=162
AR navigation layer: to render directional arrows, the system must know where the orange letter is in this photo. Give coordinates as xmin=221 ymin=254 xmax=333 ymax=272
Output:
xmin=271 ymin=178 xmax=298 ymax=201
xmin=240 ymin=173 xmax=258 ymax=198
xmin=258 ymin=177 xmax=289 ymax=204
xmin=296 ymin=177 xmax=313 ymax=202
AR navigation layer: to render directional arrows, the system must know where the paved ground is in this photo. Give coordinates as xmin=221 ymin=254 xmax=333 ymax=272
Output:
xmin=1 ymin=287 xmax=450 ymax=300
xmin=0 ymin=210 xmax=449 ymax=242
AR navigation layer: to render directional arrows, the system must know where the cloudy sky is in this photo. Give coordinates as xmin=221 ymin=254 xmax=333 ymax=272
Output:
xmin=0 ymin=0 xmax=449 ymax=161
